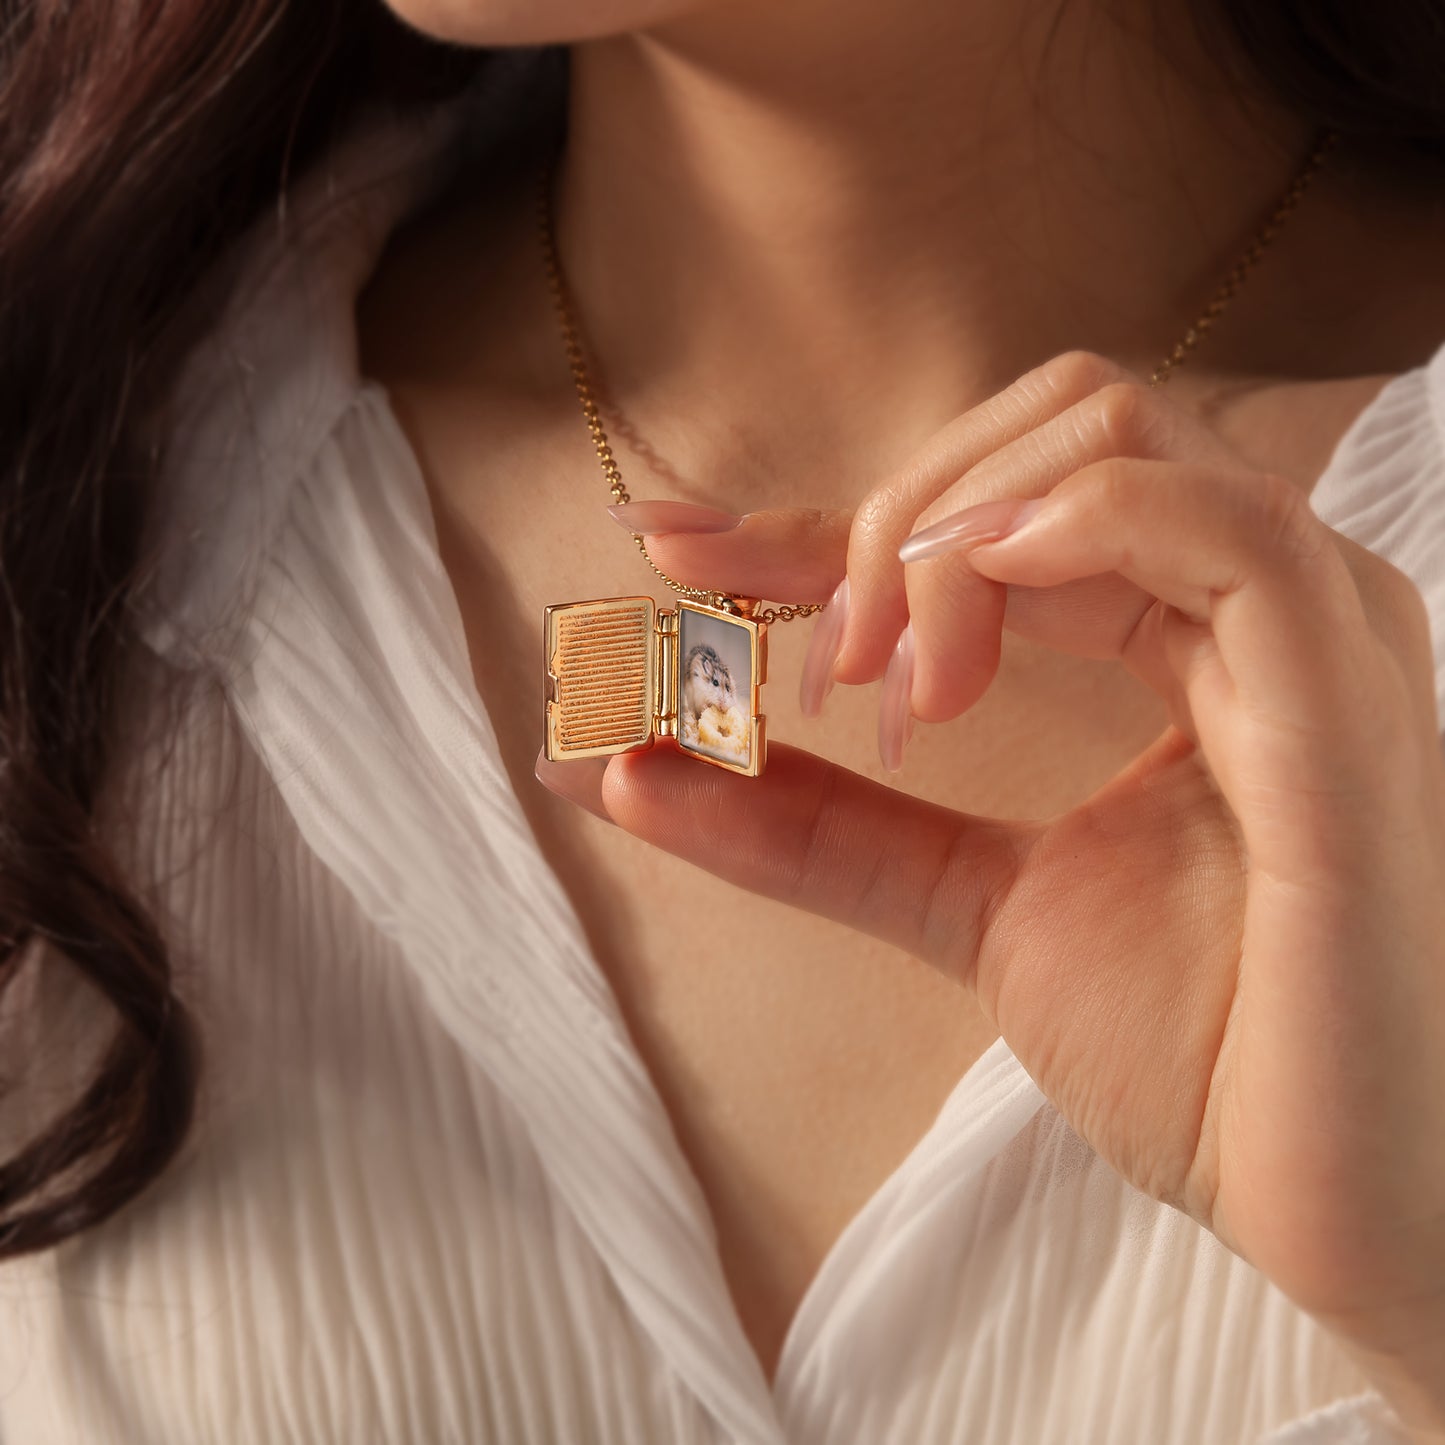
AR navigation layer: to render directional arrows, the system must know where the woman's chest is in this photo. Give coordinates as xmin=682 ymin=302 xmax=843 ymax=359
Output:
xmin=410 ymin=410 xmax=1172 ymax=1375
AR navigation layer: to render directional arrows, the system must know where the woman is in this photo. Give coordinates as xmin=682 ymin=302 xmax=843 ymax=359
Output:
xmin=2 ymin=0 xmax=1443 ymax=1440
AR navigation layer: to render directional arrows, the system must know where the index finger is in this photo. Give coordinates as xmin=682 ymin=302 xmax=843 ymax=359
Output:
xmin=631 ymin=505 xmax=851 ymax=605
xmin=836 ymin=349 xmax=1132 ymax=683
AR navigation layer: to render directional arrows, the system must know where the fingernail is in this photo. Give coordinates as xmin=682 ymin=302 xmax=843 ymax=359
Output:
xmin=898 ymin=497 xmax=1044 ymax=564
xmin=799 ymin=576 xmax=849 ymax=718
xmin=606 ymin=500 xmax=744 ymax=536
xmin=878 ymin=622 xmax=915 ymax=773
xmin=534 ymin=750 xmax=614 ymax=822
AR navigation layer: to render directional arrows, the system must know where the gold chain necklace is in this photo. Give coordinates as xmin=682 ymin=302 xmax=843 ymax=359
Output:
xmin=538 ymin=127 xmax=1336 ymax=622
xmin=539 ymin=129 xmax=1336 ymax=778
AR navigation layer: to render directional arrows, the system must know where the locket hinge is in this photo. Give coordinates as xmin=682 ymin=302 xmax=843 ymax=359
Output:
xmin=653 ymin=607 xmax=677 ymax=738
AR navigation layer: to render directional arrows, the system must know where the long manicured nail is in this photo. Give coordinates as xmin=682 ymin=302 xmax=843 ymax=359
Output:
xmin=878 ymin=623 xmax=916 ymax=773
xmin=534 ymin=750 xmax=614 ymax=821
xmin=606 ymin=500 xmax=743 ymax=536
xmin=898 ymin=497 xmax=1044 ymax=564
xmin=799 ymin=576 xmax=849 ymax=718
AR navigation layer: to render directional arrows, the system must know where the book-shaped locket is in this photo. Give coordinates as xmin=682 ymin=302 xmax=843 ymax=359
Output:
xmin=544 ymin=596 xmax=767 ymax=777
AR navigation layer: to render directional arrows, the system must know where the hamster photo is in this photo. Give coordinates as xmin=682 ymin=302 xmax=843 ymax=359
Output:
xmin=679 ymin=643 xmax=739 ymax=737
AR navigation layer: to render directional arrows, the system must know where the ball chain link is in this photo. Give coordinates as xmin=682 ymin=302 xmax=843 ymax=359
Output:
xmin=538 ymin=127 xmax=1336 ymax=623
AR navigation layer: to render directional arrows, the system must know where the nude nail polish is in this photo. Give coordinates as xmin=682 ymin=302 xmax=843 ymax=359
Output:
xmin=799 ymin=576 xmax=849 ymax=718
xmin=878 ymin=623 xmax=915 ymax=773
xmin=606 ymin=500 xmax=744 ymax=536
xmin=897 ymin=497 xmax=1043 ymax=564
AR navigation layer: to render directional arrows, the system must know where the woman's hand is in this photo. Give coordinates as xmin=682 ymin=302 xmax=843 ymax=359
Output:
xmin=537 ymin=351 xmax=1445 ymax=1435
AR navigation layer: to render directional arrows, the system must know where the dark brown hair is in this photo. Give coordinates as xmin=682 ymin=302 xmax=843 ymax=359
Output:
xmin=0 ymin=0 xmax=1442 ymax=1262
xmin=0 ymin=0 xmax=482 ymax=1259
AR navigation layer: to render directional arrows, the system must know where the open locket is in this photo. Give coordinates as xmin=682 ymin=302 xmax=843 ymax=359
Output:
xmin=543 ymin=594 xmax=767 ymax=777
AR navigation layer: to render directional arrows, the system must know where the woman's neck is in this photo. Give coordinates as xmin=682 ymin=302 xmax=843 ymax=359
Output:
xmin=554 ymin=0 xmax=1317 ymax=503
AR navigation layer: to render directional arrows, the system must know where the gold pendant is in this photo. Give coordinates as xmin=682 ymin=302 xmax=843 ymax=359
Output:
xmin=544 ymin=594 xmax=767 ymax=777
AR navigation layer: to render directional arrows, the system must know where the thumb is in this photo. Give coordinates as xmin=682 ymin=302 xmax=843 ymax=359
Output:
xmin=600 ymin=740 xmax=1030 ymax=977
xmin=606 ymin=500 xmax=851 ymax=604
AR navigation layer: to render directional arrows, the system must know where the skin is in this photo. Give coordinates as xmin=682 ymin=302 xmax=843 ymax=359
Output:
xmin=367 ymin=0 xmax=1445 ymax=1424
xmin=602 ymin=359 xmax=1445 ymax=1434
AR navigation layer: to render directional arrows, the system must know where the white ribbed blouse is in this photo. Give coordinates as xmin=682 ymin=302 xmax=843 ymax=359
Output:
xmin=3 ymin=51 xmax=1443 ymax=1445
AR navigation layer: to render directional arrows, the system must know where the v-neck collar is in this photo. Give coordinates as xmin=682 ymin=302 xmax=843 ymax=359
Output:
xmin=144 ymin=46 xmax=1445 ymax=1442
xmin=132 ymin=55 xmax=1054 ymax=1442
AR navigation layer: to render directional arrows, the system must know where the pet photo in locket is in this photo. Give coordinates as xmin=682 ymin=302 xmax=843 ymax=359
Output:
xmin=676 ymin=606 xmax=754 ymax=769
